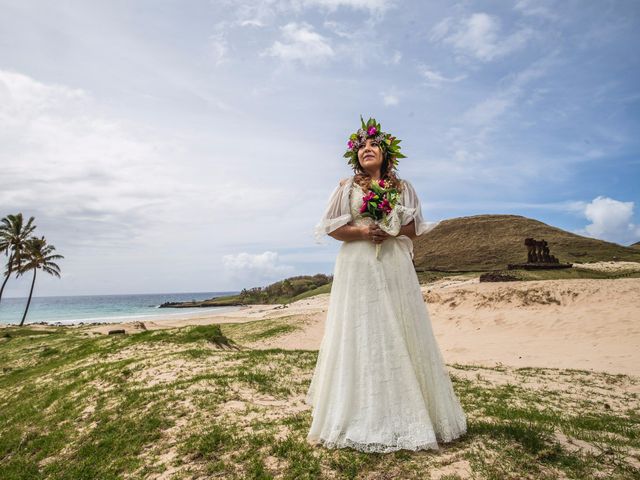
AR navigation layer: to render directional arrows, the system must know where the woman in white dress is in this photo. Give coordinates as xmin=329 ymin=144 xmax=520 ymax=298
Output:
xmin=305 ymin=117 xmax=467 ymax=453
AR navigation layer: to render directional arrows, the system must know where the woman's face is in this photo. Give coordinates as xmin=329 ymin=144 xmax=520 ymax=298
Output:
xmin=357 ymin=138 xmax=383 ymax=172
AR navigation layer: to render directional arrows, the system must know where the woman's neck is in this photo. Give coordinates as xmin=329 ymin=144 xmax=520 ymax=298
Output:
xmin=362 ymin=168 xmax=382 ymax=181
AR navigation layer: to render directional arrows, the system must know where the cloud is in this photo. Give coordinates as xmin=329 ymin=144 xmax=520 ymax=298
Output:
xmin=432 ymin=53 xmax=561 ymax=188
xmin=239 ymin=19 xmax=264 ymax=27
xmin=383 ymin=94 xmax=399 ymax=106
xmin=417 ymin=65 xmax=466 ymax=88
xmin=323 ymin=20 xmax=358 ymax=39
xmin=222 ymin=251 xmax=295 ymax=285
xmin=381 ymin=87 xmax=399 ymax=106
xmin=263 ymin=22 xmax=334 ymax=65
xmin=208 ymin=32 xmax=228 ymax=66
xmin=573 ymin=196 xmax=640 ymax=244
xmin=513 ymin=0 xmax=561 ymax=21
xmin=461 ymin=52 xmax=557 ymax=126
xmin=0 ymin=69 xmax=185 ymax=248
xmin=431 ymin=12 xmax=534 ymax=62
xmin=298 ymin=0 xmax=393 ymax=13
xmin=390 ymin=50 xmax=402 ymax=64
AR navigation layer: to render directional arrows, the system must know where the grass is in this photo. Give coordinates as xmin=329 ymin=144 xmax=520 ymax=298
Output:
xmin=0 ymin=323 xmax=638 ymax=479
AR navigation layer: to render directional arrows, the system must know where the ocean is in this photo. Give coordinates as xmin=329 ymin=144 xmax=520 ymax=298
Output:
xmin=0 ymin=291 xmax=241 ymax=326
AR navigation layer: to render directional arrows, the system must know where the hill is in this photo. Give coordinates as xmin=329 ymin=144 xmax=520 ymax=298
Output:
xmin=412 ymin=214 xmax=640 ymax=272
xmin=631 ymin=240 xmax=640 ymax=250
xmin=160 ymin=274 xmax=332 ymax=308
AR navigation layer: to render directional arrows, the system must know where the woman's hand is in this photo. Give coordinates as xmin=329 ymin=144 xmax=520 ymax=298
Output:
xmin=363 ymin=224 xmax=392 ymax=244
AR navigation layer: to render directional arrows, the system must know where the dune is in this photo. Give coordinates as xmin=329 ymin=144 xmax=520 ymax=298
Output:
xmin=244 ymin=276 xmax=640 ymax=377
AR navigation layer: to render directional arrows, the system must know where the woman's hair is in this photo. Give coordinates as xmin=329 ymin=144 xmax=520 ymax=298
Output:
xmin=352 ymin=149 xmax=403 ymax=193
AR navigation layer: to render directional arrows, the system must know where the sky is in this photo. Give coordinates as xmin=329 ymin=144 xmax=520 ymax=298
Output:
xmin=0 ymin=0 xmax=639 ymax=297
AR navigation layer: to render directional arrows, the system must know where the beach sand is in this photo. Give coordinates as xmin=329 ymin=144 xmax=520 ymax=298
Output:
xmin=16 ymin=262 xmax=640 ymax=377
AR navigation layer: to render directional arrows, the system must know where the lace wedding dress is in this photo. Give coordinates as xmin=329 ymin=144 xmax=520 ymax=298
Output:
xmin=305 ymin=175 xmax=467 ymax=453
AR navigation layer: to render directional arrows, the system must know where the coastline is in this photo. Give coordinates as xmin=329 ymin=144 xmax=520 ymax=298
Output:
xmin=0 ymin=305 xmax=244 ymax=328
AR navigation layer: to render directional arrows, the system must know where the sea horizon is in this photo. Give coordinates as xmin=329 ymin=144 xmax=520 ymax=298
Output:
xmin=0 ymin=290 xmax=241 ymax=326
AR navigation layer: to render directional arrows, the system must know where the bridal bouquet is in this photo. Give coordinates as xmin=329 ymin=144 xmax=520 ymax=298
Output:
xmin=359 ymin=178 xmax=401 ymax=260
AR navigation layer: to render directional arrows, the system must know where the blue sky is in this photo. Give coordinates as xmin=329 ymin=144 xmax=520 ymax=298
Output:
xmin=1 ymin=0 xmax=639 ymax=297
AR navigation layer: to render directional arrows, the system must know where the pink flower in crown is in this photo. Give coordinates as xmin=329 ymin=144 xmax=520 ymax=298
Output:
xmin=367 ymin=126 xmax=377 ymax=136
xmin=347 ymin=140 xmax=354 ymax=150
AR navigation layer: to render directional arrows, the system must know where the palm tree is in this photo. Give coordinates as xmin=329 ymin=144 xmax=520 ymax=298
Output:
xmin=16 ymin=236 xmax=63 ymax=327
xmin=0 ymin=213 xmax=37 ymax=304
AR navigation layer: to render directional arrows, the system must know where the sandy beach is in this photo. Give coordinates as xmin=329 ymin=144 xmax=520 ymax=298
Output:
xmin=52 ymin=262 xmax=640 ymax=378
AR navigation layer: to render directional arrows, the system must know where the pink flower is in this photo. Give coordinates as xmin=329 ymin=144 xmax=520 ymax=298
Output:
xmin=347 ymin=140 xmax=354 ymax=149
xmin=359 ymin=202 xmax=367 ymax=213
xmin=379 ymin=198 xmax=392 ymax=214
xmin=363 ymin=191 xmax=376 ymax=202
xmin=378 ymin=178 xmax=385 ymax=187
xmin=367 ymin=126 xmax=377 ymax=136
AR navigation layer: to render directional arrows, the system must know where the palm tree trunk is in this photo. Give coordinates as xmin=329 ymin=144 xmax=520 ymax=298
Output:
xmin=0 ymin=254 xmax=14 ymax=304
xmin=19 ymin=268 xmax=36 ymax=327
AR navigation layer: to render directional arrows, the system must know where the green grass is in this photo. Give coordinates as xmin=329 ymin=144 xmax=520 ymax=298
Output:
xmin=1 ymin=324 xmax=638 ymax=479
xmin=289 ymin=283 xmax=332 ymax=302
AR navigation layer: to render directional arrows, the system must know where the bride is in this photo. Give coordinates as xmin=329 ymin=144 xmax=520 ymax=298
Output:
xmin=305 ymin=116 xmax=467 ymax=453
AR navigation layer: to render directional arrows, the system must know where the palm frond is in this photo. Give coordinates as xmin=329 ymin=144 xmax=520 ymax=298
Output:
xmin=0 ymin=214 xmax=37 ymax=270
xmin=16 ymin=235 xmax=63 ymax=279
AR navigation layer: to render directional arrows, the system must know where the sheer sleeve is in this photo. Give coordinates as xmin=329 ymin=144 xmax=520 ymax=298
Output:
xmin=313 ymin=176 xmax=354 ymax=244
xmin=400 ymin=179 xmax=440 ymax=236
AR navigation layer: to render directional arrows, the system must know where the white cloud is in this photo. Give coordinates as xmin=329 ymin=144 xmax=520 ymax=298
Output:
xmin=514 ymin=0 xmax=560 ymax=21
xmin=573 ymin=196 xmax=640 ymax=244
xmin=323 ymin=20 xmax=357 ymax=39
xmin=417 ymin=65 xmax=466 ymax=88
xmin=433 ymin=53 xmax=561 ymax=188
xmin=298 ymin=0 xmax=393 ymax=13
xmin=461 ymin=53 xmax=557 ymax=126
xmin=0 ymin=69 xmax=185 ymax=248
xmin=222 ymin=251 xmax=295 ymax=285
xmin=431 ymin=13 xmax=534 ymax=62
xmin=239 ymin=19 xmax=264 ymax=27
xmin=429 ymin=17 xmax=454 ymax=42
xmin=263 ymin=22 xmax=334 ymax=65
xmin=383 ymin=94 xmax=399 ymax=106
xmin=208 ymin=32 xmax=228 ymax=66
xmin=381 ymin=88 xmax=399 ymax=106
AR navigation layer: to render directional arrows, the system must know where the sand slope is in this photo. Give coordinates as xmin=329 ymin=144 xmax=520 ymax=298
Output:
xmin=244 ymin=277 xmax=640 ymax=377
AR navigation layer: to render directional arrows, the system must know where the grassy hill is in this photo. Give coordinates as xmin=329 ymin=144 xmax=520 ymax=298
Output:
xmin=160 ymin=274 xmax=333 ymax=308
xmin=413 ymin=214 xmax=640 ymax=272
xmin=631 ymin=241 xmax=640 ymax=250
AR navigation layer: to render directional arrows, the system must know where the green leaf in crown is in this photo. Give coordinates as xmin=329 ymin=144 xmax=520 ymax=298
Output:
xmin=344 ymin=115 xmax=405 ymax=172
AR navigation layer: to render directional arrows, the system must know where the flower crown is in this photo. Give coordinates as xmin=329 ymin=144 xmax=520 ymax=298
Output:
xmin=343 ymin=115 xmax=406 ymax=172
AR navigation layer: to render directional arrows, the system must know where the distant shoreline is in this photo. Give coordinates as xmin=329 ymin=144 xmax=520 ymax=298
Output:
xmin=0 ymin=305 xmax=244 ymax=328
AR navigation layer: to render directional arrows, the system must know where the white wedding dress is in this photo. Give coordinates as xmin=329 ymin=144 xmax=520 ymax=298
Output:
xmin=305 ymin=175 xmax=467 ymax=453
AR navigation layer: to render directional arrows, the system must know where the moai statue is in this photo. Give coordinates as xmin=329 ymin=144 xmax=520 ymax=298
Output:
xmin=534 ymin=240 xmax=543 ymax=262
xmin=513 ymin=237 xmax=568 ymax=269
xmin=524 ymin=238 xmax=537 ymax=263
